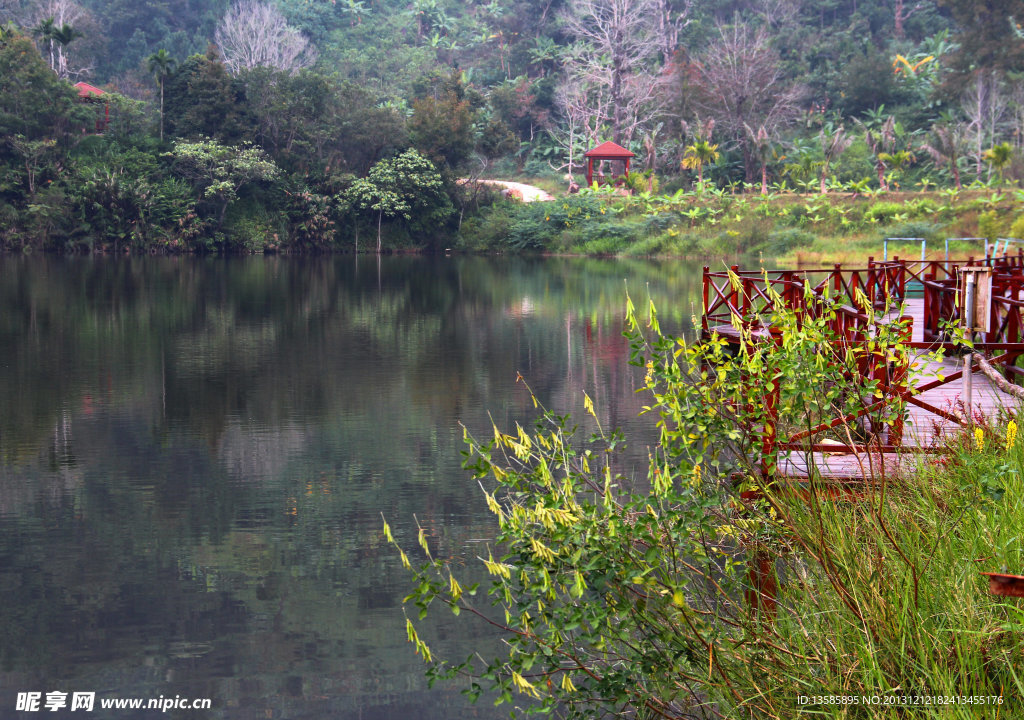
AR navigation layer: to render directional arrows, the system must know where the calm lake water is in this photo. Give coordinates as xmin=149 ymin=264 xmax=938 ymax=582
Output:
xmin=0 ymin=254 xmax=703 ymax=719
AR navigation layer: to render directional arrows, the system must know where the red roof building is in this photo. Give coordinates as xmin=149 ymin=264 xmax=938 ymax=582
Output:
xmin=583 ymin=141 xmax=635 ymax=187
xmin=74 ymin=81 xmax=104 ymax=98
xmin=73 ymin=82 xmax=109 ymax=133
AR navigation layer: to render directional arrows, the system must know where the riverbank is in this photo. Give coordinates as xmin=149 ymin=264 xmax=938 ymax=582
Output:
xmin=455 ymin=186 xmax=1024 ymax=264
xmin=5 ymin=179 xmax=1020 ymax=263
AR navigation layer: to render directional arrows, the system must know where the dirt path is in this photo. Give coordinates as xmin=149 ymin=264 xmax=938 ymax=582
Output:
xmin=460 ymin=179 xmax=555 ymax=202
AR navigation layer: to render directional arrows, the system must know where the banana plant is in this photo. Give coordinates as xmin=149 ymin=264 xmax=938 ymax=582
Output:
xmin=681 ymin=139 xmax=720 ymax=187
xmin=983 ymin=142 xmax=1014 ymax=187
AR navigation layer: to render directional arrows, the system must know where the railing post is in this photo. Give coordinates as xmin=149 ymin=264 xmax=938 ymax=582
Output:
xmin=867 ymin=257 xmax=876 ymax=308
xmin=702 ymin=266 xmax=710 ymax=335
xmin=742 ymin=276 xmax=753 ymax=325
xmin=889 ymin=316 xmax=913 ymax=447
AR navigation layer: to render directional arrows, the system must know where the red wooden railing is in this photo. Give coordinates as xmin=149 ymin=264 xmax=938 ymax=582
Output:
xmin=701 ymin=253 xmax=1024 ymax=477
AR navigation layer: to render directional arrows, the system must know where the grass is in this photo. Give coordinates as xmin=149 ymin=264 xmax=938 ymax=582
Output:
xmin=751 ymin=418 xmax=1024 ymax=717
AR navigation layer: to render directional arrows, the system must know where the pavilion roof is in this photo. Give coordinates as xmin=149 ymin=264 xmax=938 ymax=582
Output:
xmin=583 ymin=141 xmax=635 ymax=158
xmin=74 ymin=82 xmax=105 ymax=99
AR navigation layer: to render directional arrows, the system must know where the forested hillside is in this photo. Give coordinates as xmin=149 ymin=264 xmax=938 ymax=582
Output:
xmin=1 ymin=0 xmax=1023 ymax=252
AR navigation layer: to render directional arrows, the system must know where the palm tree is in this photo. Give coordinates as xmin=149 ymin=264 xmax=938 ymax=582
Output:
xmin=920 ymin=123 xmax=965 ymax=190
xmin=818 ymin=124 xmax=853 ymax=194
xmin=33 ymin=17 xmax=58 ymax=72
xmin=682 ymin=139 xmax=720 ymax=187
xmin=51 ymin=23 xmax=82 ymax=78
xmin=147 ymin=49 xmax=177 ymax=142
xmin=983 ymin=142 xmax=1014 ymax=186
xmin=877 ymin=149 xmax=916 ymax=190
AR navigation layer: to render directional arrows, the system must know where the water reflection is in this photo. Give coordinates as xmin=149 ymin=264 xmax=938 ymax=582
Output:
xmin=0 ymin=255 xmax=702 ymax=718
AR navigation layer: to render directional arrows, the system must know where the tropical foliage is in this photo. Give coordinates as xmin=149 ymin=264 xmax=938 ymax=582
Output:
xmin=2 ymin=0 xmax=1024 ymax=252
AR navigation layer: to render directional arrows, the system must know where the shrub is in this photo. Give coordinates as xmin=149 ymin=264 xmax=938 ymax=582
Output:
xmin=881 ymin=221 xmax=944 ymax=243
xmin=762 ymin=228 xmax=816 ymax=253
xmin=1009 ymin=214 xmax=1024 ymax=240
xmin=979 ymin=210 xmax=1012 ymax=240
xmin=388 ymin=287 xmax=1024 ymax=719
xmin=623 ymin=170 xmax=659 ymax=194
xmin=864 ymin=201 xmax=907 ymax=223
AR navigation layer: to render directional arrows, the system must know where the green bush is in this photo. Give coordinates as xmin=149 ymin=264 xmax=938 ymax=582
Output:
xmin=881 ymin=221 xmax=944 ymax=243
xmin=864 ymin=201 xmax=907 ymax=223
xmin=762 ymin=228 xmax=817 ymax=253
xmin=1009 ymin=214 xmax=1024 ymax=240
xmin=621 ymin=231 xmax=701 ymax=256
xmin=979 ymin=210 xmax=1012 ymax=240
xmin=624 ymin=170 xmax=659 ymax=194
xmin=224 ymin=200 xmax=285 ymax=252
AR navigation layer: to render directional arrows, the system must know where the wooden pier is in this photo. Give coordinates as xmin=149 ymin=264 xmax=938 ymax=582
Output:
xmin=701 ymin=255 xmax=1024 ymax=482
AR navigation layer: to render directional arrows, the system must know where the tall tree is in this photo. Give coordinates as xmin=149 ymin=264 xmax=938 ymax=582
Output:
xmin=858 ymin=115 xmax=897 ymax=191
xmin=169 ymin=137 xmax=281 ymax=227
xmin=32 ymin=16 xmax=57 ymax=71
xmin=983 ymin=142 xmax=1013 ymax=186
xmin=215 ymin=0 xmax=317 ymax=75
xmin=688 ymin=22 xmax=804 ymax=185
xmin=745 ymin=123 xmax=776 ymax=194
xmin=147 ymin=49 xmax=176 ymax=142
xmin=559 ymin=0 xmax=674 ymax=146
xmin=344 ymin=149 xmax=452 ymax=252
xmin=30 ymin=0 xmax=89 ymax=78
xmin=962 ymin=71 xmax=1007 ymax=182
xmin=50 ymin=21 xmax=80 ymax=78
xmin=164 ymin=46 xmax=249 ymax=142
xmin=681 ymin=138 xmax=719 ymax=186
xmin=241 ymin=68 xmax=406 ymax=175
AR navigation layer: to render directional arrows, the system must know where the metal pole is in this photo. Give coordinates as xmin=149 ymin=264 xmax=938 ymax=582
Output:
xmin=884 ymin=238 xmax=888 ymax=262
xmin=964 ymin=272 xmax=975 ymax=418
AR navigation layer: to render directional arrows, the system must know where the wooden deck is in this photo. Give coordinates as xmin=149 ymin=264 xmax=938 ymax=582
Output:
xmin=777 ymin=297 xmax=1018 ymax=479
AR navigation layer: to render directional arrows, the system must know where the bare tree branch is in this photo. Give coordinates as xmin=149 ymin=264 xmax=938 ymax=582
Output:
xmin=688 ymin=22 xmax=804 ymax=183
xmin=558 ymin=0 xmax=673 ymax=146
xmin=962 ymin=71 xmax=1007 ymax=182
xmin=215 ymin=0 xmax=317 ymax=75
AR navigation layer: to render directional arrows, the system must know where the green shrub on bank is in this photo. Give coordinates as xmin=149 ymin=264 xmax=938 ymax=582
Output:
xmin=762 ymin=227 xmax=817 ymax=254
xmin=880 ymin=220 xmax=945 ymax=243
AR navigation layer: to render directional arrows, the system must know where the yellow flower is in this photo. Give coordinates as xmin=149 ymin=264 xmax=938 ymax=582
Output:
xmin=644 ymin=360 xmax=654 ymax=384
xmin=974 ymin=427 xmax=985 ymax=451
xmin=1007 ymin=420 xmax=1018 ymax=451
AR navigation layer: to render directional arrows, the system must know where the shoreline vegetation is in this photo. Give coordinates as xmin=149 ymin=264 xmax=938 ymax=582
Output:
xmin=4 ymin=168 xmax=1023 ymax=264
xmin=388 ymin=294 xmax=1024 ymax=719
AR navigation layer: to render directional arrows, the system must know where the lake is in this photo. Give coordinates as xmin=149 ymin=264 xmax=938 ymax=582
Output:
xmin=0 ymin=254 xmax=703 ymax=718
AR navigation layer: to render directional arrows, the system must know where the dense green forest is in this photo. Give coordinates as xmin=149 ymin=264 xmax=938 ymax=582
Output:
xmin=1 ymin=0 xmax=1023 ymax=252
